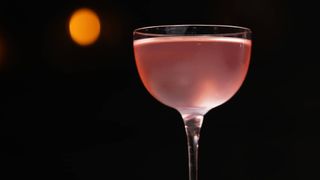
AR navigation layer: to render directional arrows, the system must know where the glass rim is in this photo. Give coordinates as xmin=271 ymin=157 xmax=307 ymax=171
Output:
xmin=133 ymin=24 xmax=252 ymax=37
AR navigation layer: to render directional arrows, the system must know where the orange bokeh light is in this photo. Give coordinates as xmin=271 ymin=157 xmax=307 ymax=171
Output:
xmin=0 ymin=37 xmax=5 ymax=67
xmin=69 ymin=8 xmax=101 ymax=46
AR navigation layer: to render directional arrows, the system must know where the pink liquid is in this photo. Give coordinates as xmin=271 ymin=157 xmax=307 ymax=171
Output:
xmin=134 ymin=36 xmax=251 ymax=115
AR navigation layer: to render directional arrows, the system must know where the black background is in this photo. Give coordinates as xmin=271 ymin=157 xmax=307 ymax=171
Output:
xmin=0 ymin=0 xmax=314 ymax=179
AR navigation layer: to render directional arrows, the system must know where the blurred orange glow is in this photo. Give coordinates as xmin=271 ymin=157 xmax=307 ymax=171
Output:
xmin=0 ymin=38 xmax=5 ymax=66
xmin=69 ymin=8 xmax=101 ymax=46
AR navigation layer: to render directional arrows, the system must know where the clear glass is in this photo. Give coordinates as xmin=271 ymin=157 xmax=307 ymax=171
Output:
xmin=133 ymin=24 xmax=252 ymax=180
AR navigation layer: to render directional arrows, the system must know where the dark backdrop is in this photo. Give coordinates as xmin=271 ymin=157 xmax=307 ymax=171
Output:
xmin=0 ymin=0 xmax=313 ymax=179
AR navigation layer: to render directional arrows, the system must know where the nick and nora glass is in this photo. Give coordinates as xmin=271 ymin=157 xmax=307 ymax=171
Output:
xmin=133 ymin=25 xmax=252 ymax=180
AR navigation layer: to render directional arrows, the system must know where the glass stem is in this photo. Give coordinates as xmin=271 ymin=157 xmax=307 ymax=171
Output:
xmin=183 ymin=114 xmax=204 ymax=180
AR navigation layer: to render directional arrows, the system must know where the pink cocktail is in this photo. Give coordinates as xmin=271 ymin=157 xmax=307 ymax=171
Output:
xmin=133 ymin=25 xmax=252 ymax=180
xmin=134 ymin=36 xmax=251 ymax=116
